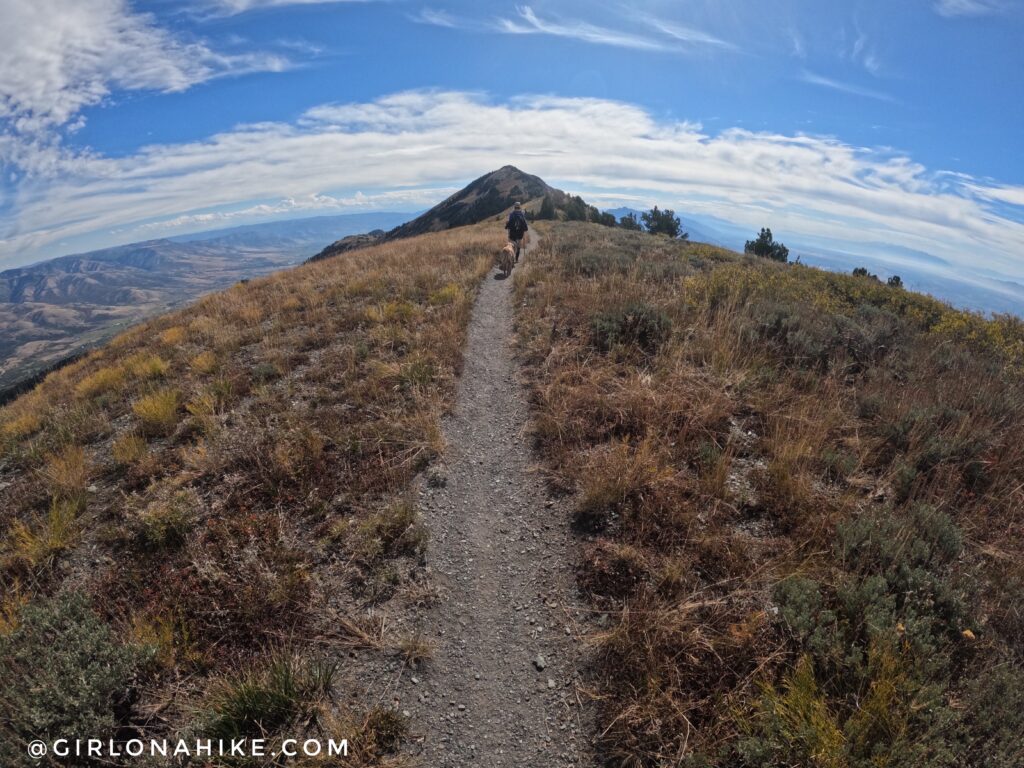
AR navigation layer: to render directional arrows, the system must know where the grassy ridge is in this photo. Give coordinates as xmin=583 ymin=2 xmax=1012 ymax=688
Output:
xmin=0 ymin=227 xmax=494 ymax=766
xmin=514 ymin=223 xmax=1024 ymax=767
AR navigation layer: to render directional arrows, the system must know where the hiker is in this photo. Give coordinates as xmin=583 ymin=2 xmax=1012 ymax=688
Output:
xmin=505 ymin=202 xmax=529 ymax=262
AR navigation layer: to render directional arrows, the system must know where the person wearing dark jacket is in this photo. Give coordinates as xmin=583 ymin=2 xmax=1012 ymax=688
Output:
xmin=505 ymin=202 xmax=529 ymax=261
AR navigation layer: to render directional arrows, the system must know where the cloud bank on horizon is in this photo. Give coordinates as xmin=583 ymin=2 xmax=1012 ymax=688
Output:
xmin=0 ymin=0 xmax=1021 ymax=288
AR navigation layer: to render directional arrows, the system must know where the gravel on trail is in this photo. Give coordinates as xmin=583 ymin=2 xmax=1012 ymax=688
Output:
xmin=398 ymin=244 xmax=594 ymax=767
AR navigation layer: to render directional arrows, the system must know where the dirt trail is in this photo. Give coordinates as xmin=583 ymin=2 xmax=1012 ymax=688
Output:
xmin=398 ymin=242 xmax=592 ymax=767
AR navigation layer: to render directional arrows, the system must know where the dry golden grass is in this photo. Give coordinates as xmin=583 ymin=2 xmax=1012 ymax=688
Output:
xmin=124 ymin=352 xmax=170 ymax=380
xmin=41 ymin=444 xmax=89 ymax=502
xmin=158 ymin=325 xmax=187 ymax=346
xmin=0 ymin=224 xmax=496 ymax=759
xmin=514 ymin=222 xmax=1024 ymax=766
xmin=0 ymin=410 xmax=42 ymax=441
xmin=74 ymin=364 xmax=127 ymax=399
xmin=132 ymin=388 xmax=181 ymax=436
xmin=4 ymin=499 xmax=80 ymax=573
xmin=189 ymin=350 xmax=218 ymax=374
xmin=129 ymin=612 xmax=182 ymax=670
xmin=0 ymin=582 xmax=28 ymax=635
xmin=111 ymin=432 xmax=149 ymax=465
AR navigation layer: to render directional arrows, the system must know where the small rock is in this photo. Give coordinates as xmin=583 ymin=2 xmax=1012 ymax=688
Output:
xmin=547 ymin=678 xmax=556 ymax=689
xmin=534 ymin=654 xmax=546 ymax=671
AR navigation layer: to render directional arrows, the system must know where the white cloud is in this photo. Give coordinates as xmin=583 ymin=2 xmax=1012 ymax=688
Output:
xmin=2 ymin=90 xmax=1022 ymax=282
xmin=0 ymin=0 xmax=289 ymax=134
xmin=967 ymin=184 xmax=1024 ymax=208
xmin=410 ymin=8 xmax=460 ymax=28
xmin=126 ymin=189 xmax=457 ymax=233
xmin=849 ymin=26 xmax=882 ymax=74
xmin=934 ymin=0 xmax=1007 ymax=17
xmin=789 ymin=28 xmax=806 ymax=58
xmin=412 ymin=5 xmax=732 ymax=53
xmin=800 ymin=71 xmax=896 ymax=102
xmin=198 ymin=0 xmax=375 ymax=16
xmin=638 ymin=16 xmax=734 ymax=49
xmin=495 ymin=6 xmax=670 ymax=51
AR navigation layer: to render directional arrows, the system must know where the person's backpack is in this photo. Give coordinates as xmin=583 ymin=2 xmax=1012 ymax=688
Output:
xmin=509 ymin=211 xmax=528 ymax=238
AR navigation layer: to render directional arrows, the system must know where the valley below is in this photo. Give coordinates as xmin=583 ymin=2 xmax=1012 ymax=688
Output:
xmin=0 ymin=211 xmax=412 ymax=397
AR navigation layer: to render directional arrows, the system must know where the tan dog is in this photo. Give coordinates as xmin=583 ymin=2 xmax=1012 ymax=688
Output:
xmin=497 ymin=243 xmax=516 ymax=278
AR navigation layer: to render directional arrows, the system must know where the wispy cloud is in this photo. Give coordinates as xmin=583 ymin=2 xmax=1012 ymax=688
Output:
xmin=849 ymin=26 xmax=882 ymax=74
xmin=788 ymin=28 xmax=806 ymax=58
xmin=0 ymin=0 xmax=290 ymax=137
xmin=495 ymin=6 xmax=669 ymax=51
xmin=636 ymin=15 xmax=734 ymax=49
xmin=127 ymin=189 xmax=458 ymax=234
xmin=197 ymin=0 xmax=376 ymax=16
xmin=415 ymin=5 xmax=732 ymax=54
xmin=934 ymin=0 xmax=1007 ymax=17
xmin=410 ymin=8 xmax=460 ymax=28
xmin=967 ymin=183 xmax=1024 ymax=208
xmin=3 ymin=90 xmax=1022 ymax=284
xmin=800 ymin=71 xmax=896 ymax=102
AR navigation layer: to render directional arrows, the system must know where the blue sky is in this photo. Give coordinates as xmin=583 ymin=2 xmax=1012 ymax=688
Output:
xmin=1 ymin=0 xmax=1022 ymax=290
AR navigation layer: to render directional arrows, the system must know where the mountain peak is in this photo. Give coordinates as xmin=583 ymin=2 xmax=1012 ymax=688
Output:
xmin=312 ymin=167 xmax=570 ymax=261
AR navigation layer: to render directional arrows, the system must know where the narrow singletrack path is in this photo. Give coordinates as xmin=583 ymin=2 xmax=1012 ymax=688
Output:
xmin=399 ymin=241 xmax=592 ymax=767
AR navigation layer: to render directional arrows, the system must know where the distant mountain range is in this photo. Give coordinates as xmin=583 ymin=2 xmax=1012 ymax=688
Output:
xmin=0 ymin=211 xmax=412 ymax=397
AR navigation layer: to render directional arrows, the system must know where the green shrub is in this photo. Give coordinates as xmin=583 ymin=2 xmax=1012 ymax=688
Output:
xmin=252 ymin=361 xmax=281 ymax=384
xmin=960 ymin=664 xmax=1024 ymax=765
xmin=563 ymin=246 xmax=634 ymax=277
xmin=747 ymin=300 xmax=903 ymax=373
xmin=765 ymin=505 xmax=972 ymax=766
xmin=0 ymin=593 xmax=144 ymax=768
xmin=736 ymin=656 xmax=845 ymax=768
xmin=745 ymin=228 xmax=789 ymax=262
xmin=591 ymin=302 xmax=671 ymax=353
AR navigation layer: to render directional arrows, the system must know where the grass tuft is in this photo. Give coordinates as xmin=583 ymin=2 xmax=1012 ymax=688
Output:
xmin=132 ymin=388 xmax=181 ymax=436
xmin=75 ymin=365 xmax=127 ymax=399
xmin=41 ymin=444 xmax=89 ymax=502
xmin=125 ymin=352 xmax=170 ymax=380
xmin=203 ymin=654 xmax=337 ymax=740
xmin=4 ymin=499 xmax=81 ymax=573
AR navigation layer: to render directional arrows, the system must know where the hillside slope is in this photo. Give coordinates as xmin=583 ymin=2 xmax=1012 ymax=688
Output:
xmin=514 ymin=223 xmax=1024 ymax=766
xmin=0 ymin=225 xmax=493 ymax=766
